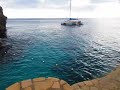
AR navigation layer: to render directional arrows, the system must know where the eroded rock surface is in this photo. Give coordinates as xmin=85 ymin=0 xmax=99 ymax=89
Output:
xmin=0 ymin=6 xmax=7 ymax=38
xmin=0 ymin=6 xmax=8 ymax=57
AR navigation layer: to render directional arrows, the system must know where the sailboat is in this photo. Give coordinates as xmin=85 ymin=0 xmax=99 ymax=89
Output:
xmin=61 ymin=0 xmax=83 ymax=26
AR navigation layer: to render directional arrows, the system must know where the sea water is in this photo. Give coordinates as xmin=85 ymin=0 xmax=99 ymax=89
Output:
xmin=0 ymin=18 xmax=120 ymax=90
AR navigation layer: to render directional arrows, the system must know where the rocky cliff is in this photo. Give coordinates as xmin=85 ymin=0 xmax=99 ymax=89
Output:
xmin=0 ymin=6 xmax=8 ymax=56
xmin=0 ymin=6 xmax=7 ymax=38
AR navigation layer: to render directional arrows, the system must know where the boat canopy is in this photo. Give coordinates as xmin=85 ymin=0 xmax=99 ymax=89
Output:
xmin=69 ymin=18 xmax=79 ymax=20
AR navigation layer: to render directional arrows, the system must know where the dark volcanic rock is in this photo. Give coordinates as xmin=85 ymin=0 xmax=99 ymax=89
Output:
xmin=0 ymin=6 xmax=7 ymax=38
xmin=0 ymin=6 xmax=9 ymax=57
xmin=0 ymin=39 xmax=11 ymax=57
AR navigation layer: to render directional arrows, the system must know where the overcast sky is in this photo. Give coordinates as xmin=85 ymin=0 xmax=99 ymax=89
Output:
xmin=0 ymin=0 xmax=120 ymax=18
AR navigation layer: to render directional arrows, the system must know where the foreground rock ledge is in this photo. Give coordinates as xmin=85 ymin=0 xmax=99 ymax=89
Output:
xmin=6 ymin=65 xmax=120 ymax=90
xmin=6 ymin=77 xmax=74 ymax=90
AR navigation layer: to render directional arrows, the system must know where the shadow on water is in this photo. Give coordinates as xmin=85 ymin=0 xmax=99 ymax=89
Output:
xmin=0 ymin=37 xmax=28 ymax=64
xmin=0 ymin=38 xmax=12 ymax=63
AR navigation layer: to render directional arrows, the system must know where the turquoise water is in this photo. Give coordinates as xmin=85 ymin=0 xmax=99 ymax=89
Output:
xmin=0 ymin=18 xmax=120 ymax=90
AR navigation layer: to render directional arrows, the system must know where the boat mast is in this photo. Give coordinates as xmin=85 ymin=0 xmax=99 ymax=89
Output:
xmin=70 ymin=0 xmax=71 ymax=19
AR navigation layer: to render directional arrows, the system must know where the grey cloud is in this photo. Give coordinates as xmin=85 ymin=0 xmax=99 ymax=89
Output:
xmin=45 ymin=0 xmax=69 ymax=5
xmin=0 ymin=0 xmax=119 ymax=9
xmin=0 ymin=0 xmax=69 ymax=9
xmin=42 ymin=0 xmax=70 ymax=9
xmin=90 ymin=0 xmax=116 ymax=3
xmin=72 ymin=5 xmax=96 ymax=12
xmin=0 ymin=0 xmax=40 ymax=8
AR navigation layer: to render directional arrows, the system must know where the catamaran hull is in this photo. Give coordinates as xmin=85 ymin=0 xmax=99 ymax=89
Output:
xmin=61 ymin=20 xmax=83 ymax=26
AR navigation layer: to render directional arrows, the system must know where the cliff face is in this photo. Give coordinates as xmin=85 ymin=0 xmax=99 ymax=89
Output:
xmin=0 ymin=6 xmax=8 ymax=56
xmin=0 ymin=6 xmax=7 ymax=38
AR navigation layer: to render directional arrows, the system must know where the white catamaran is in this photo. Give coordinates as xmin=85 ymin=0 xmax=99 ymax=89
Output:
xmin=61 ymin=0 xmax=83 ymax=26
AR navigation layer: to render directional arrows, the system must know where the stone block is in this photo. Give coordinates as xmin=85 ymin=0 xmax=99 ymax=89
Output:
xmin=60 ymin=80 xmax=67 ymax=86
xmin=6 ymin=82 xmax=20 ymax=90
xmin=90 ymin=86 xmax=99 ymax=90
xmin=81 ymin=86 xmax=90 ymax=90
xmin=24 ymin=87 xmax=32 ymax=90
xmin=78 ymin=82 xmax=85 ymax=87
xmin=72 ymin=84 xmax=80 ymax=90
xmin=83 ymin=81 xmax=93 ymax=87
xmin=21 ymin=79 xmax=32 ymax=88
xmin=47 ymin=77 xmax=60 ymax=82
xmin=33 ymin=77 xmax=45 ymax=82
xmin=63 ymin=84 xmax=73 ymax=90
xmin=34 ymin=80 xmax=53 ymax=90
xmin=91 ymin=79 xmax=100 ymax=87
xmin=52 ymin=81 xmax=61 ymax=90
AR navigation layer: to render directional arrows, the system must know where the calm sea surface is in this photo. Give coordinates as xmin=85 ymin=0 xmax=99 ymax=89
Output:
xmin=0 ymin=18 xmax=120 ymax=90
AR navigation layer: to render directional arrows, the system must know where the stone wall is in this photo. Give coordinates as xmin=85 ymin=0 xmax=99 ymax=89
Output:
xmin=6 ymin=77 xmax=74 ymax=90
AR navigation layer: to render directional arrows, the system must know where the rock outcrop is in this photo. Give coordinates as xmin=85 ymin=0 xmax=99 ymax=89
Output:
xmin=0 ymin=6 xmax=8 ymax=56
xmin=0 ymin=6 xmax=7 ymax=38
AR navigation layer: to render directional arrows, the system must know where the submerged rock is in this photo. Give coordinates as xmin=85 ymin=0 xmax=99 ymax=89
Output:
xmin=0 ymin=6 xmax=7 ymax=38
xmin=0 ymin=39 xmax=11 ymax=57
